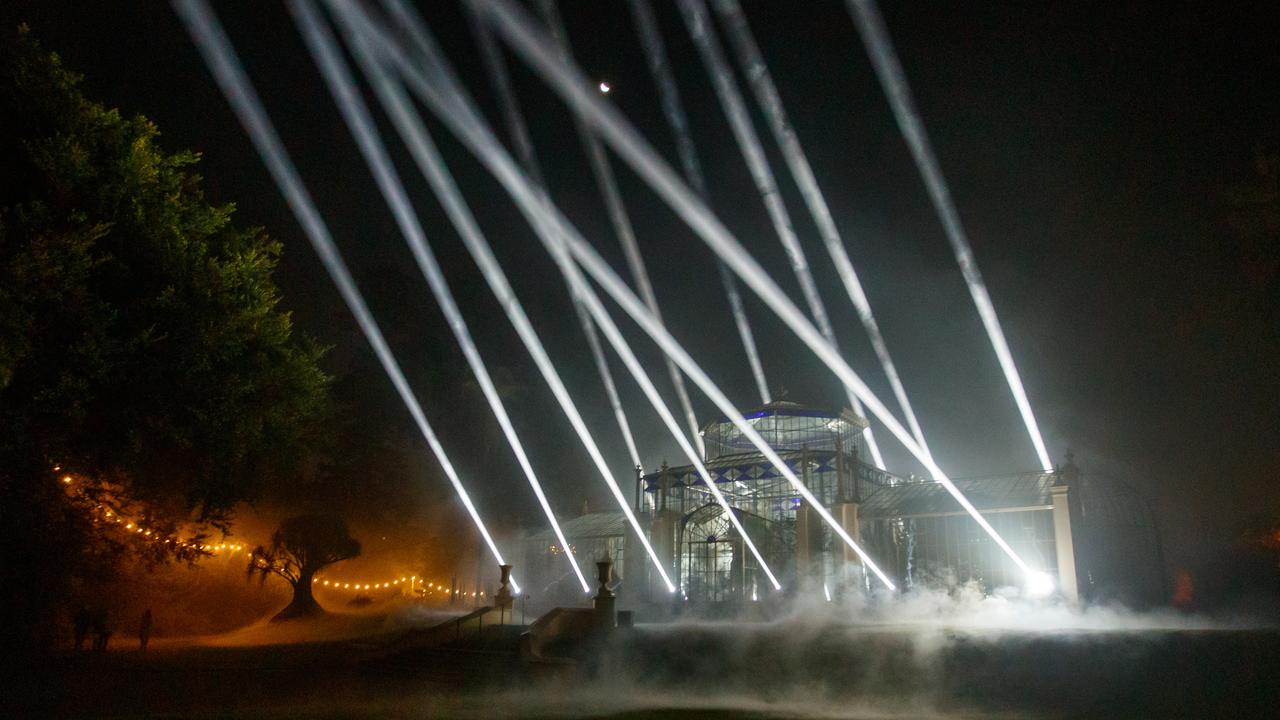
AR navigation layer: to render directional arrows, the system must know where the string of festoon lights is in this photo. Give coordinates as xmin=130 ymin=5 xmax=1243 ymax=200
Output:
xmin=56 ymin=466 xmax=250 ymax=554
xmin=56 ymin=467 xmax=482 ymax=598
xmin=312 ymin=575 xmax=486 ymax=600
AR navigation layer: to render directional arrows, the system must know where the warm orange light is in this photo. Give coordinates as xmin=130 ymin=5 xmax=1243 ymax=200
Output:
xmin=126 ymin=523 xmax=134 ymax=529
xmin=62 ymin=476 xmax=72 ymax=484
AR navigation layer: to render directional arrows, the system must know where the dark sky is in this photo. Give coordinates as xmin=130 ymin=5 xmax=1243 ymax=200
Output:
xmin=6 ymin=1 xmax=1278 ymax=570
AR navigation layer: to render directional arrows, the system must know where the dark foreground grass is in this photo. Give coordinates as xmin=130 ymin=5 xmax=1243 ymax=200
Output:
xmin=8 ymin=624 xmax=1279 ymax=719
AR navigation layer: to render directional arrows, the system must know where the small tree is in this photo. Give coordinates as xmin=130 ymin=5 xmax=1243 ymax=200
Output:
xmin=249 ymin=515 xmax=360 ymax=621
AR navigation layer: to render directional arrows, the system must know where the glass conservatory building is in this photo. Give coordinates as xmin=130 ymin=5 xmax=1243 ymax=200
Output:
xmin=520 ymin=401 xmax=1160 ymax=608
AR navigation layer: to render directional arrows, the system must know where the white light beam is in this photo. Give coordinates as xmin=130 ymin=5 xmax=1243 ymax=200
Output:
xmin=628 ymin=0 xmax=771 ymax=412
xmin=464 ymin=3 xmax=643 ymax=474
xmin=172 ymin=0 xmax=520 ymax=593
xmin=463 ymin=0 xmax=1036 ymax=578
xmin=846 ymin=0 xmax=1052 ymax=472
xmin=712 ymin=0 xmax=933 ymax=465
xmin=289 ymin=0 xmax=588 ymax=592
xmin=467 ymin=6 xmax=641 ymax=476
xmin=354 ymin=1 xmax=780 ymax=590
xmin=354 ymin=3 xmax=894 ymax=588
xmin=678 ymin=0 xmax=887 ymax=470
xmin=537 ymin=0 xmax=705 ymax=471
xmin=338 ymin=0 xmax=678 ymax=592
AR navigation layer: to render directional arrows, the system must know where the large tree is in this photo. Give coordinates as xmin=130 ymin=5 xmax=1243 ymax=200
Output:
xmin=0 ymin=26 xmax=329 ymax=648
xmin=248 ymin=514 xmax=361 ymax=621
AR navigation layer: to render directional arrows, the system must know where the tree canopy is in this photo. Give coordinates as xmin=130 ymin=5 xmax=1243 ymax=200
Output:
xmin=0 ymin=25 xmax=329 ymax=647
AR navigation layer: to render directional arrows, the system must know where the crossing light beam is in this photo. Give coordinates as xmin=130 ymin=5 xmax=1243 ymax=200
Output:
xmin=174 ymin=0 xmax=521 ymax=593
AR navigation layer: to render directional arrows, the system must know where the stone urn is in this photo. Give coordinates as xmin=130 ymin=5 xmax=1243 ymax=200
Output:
xmin=495 ymin=563 xmax=513 ymax=608
xmin=596 ymin=559 xmax=614 ymax=598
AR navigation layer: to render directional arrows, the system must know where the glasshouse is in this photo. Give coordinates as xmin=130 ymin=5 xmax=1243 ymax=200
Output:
xmin=520 ymin=401 xmax=1162 ymax=609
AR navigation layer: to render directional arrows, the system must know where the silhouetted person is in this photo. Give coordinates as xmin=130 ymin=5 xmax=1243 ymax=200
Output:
xmin=138 ymin=608 xmax=152 ymax=651
xmin=91 ymin=607 xmax=111 ymax=652
xmin=72 ymin=607 xmax=92 ymax=651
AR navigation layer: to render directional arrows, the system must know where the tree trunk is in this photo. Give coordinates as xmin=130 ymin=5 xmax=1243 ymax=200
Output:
xmin=271 ymin=569 xmax=322 ymax=622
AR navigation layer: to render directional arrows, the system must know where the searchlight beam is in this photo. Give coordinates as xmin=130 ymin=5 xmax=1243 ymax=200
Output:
xmin=174 ymin=0 xmax=521 ymax=593
xmin=464 ymin=0 xmax=1037 ymax=579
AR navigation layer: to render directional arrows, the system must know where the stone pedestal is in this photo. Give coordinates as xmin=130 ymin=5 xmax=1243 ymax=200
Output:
xmin=795 ymin=503 xmax=820 ymax=579
xmin=1051 ymin=484 xmax=1080 ymax=602
xmin=646 ymin=509 xmax=680 ymax=598
xmin=624 ymin=511 xmax=648 ymax=599
xmin=833 ymin=501 xmax=862 ymax=581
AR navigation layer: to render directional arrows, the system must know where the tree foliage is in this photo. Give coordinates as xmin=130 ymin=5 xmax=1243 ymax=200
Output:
xmin=0 ymin=26 xmax=329 ymax=648
xmin=248 ymin=514 xmax=360 ymax=621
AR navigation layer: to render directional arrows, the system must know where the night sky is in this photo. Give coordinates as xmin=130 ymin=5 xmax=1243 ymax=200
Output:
xmin=6 ymin=1 xmax=1278 ymax=573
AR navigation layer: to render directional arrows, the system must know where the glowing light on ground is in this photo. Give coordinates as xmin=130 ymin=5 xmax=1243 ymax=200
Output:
xmin=846 ymin=0 xmax=1052 ymax=473
xmin=174 ymin=0 xmax=519 ymax=593
xmin=1025 ymin=571 xmax=1056 ymax=599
